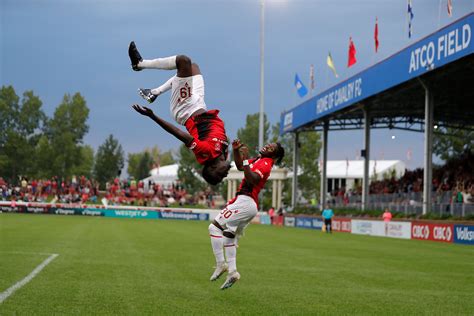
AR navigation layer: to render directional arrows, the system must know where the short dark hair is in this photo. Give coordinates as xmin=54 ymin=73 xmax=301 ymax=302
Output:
xmin=202 ymin=164 xmax=222 ymax=185
xmin=274 ymin=142 xmax=285 ymax=165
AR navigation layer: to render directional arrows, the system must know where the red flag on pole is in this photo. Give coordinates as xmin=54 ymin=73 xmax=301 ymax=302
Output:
xmin=374 ymin=17 xmax=379 ymax=53
xmin=348 ymin=37 xmax=357 ymax=67
xmin=447 ymin=0 xmax=453 ymax=17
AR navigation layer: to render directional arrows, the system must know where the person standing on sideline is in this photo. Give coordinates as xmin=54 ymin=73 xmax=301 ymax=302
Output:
xmin=208 ymin=139 xmax=284 ymax=290
xmin=268 ymin=207 xmax=275 ymax=225
xmin=322 ymin=205 xmax=334 ymax=233
xmin=383 ymin=208 xmax=392 ymax=236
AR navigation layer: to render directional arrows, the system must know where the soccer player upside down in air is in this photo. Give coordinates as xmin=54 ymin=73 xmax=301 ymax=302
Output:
xmin=209 ymin=139 xmax=285 ymax=290
xmin=128 ymin=41 xmax=231 ymax=185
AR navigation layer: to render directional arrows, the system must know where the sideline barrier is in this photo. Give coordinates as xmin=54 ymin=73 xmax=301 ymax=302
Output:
xmin=295 ymin=217 xmax=323 ymax=230
xmin=3 ymin=202 xmax=472 ymax=245
xmin=282 ymin=214 xmax=472 ymax=246
xmin=259 ymin=214 xmax=271 ymax=225
xmin=411 ymin=221 xmax=453 ymax=243
xmin=332 ymin=218 xmax=351 ymax=233
xmin=0 ymin=202 xmax=210 ymax=221
xmin=453 ymin=224 xmax=474 ymax=245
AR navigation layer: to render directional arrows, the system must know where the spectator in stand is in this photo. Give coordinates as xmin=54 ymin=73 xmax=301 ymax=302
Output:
xmin=322 ymin=205 xmax=334 ymax=234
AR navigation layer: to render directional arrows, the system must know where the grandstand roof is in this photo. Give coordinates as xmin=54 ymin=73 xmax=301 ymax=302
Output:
xmin=280 ymin=13 xmax=474 ymax=134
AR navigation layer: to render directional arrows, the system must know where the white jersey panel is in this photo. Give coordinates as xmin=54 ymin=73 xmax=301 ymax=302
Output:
xmin=170 ymin=75 xmax=207 ymax=125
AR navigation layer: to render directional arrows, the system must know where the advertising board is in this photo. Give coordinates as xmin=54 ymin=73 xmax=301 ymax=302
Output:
xmin=284 ymin=217 xmax=295 ymax=227
xmin=295 ymin=217 xmax=323 ymax=230
xmin=351 ymin=220 xmax=385 ymax=236
xmin=159 ymin=211 xmax=208 ymax=221
xmin=332 ymin=218 xmax=351 ymax=233
xmin=411 ymin=222 xmax=454 ymax=243
xmin=385 ymin=222 xmax=412 ymax=239
xmin=453 ymin=224 xmax=474 ymax=245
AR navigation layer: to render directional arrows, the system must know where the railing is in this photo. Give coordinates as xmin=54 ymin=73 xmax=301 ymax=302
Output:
xmin=327 ymin=191 xmax=474 ymax=217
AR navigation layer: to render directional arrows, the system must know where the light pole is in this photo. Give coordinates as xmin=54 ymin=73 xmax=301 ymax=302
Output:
xmin=259 ymin=0 xmax=265 ymax=150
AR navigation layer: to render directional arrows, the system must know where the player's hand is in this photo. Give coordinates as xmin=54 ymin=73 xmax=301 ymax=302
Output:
xmin=232 ymin=139 xmax=243 ymax=150
xmin=132 ymin=104 xmax=153 ymax=116
xmin=239 ymin=145 xmax=249 ymax=159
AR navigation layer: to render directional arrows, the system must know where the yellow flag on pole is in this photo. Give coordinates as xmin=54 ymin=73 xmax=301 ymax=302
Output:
xmin=327 ymin=52 xmax=338 ymax=78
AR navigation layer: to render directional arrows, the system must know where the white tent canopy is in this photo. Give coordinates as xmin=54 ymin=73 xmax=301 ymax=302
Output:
xmin=325 ymin=160 xmax=405 ymax=180
xmin=141 ymin=164 xmax=179 ymax=187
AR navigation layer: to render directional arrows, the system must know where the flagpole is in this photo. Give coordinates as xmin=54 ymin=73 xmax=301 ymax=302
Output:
xmin=258 ymin=0 xmax=265 ymax=150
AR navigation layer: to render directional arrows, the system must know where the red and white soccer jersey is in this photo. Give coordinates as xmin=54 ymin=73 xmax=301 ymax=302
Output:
xmin=170 ymin=74 xmax=207 ymax=125
xmin=236 ymin=157 xmax=274 ymax=207
xmin=214 ymin=157 xmax=274 ymax=233
xmin=184 ymin=109 xmax=228 ymax=165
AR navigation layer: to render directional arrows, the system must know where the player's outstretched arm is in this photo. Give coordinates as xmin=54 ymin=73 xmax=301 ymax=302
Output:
xmin=132 ymin=105 xmax=193 ymax=145
xmin=232 ymin=139 xmax=247 ymax=171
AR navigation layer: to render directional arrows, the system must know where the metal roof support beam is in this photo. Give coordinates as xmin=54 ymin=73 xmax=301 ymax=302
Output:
xmin=419 ymin=78 xmax=434 ymax=215
xmin=320 ymin=121 xmax=329 ymax=211
xmin=291 ymin=132 xmax=299 ymax=209
xmin=362 ymin=108 xmax=371 ymax=211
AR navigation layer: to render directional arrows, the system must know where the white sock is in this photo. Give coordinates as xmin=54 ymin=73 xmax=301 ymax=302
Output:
xmin=208 ymin=224 xmax=225 ymax=264
xmin=151 ymin=76 xmax=175 ymax=96
xmin=138 ymin=56 xmax=177 ymax=70
xmin=223 ymin=236 xmax=237 ymax=272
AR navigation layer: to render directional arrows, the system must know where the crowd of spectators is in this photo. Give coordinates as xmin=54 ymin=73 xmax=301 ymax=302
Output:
xmin=104 ymin=178 xmax=216 ymax=208
xmin=0 ymin=176 xmax=100 ymax=204
xmin=329 ymin=152 xmax=474 ymax=205
xmin=0 ymin=176 xmax=216 ymax=208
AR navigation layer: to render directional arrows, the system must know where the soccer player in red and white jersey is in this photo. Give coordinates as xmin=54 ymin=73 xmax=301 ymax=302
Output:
xmin=129 ymin=41 xmax=231 ymax=185
xmin=208 ymin=139 xmax=285 ymax=290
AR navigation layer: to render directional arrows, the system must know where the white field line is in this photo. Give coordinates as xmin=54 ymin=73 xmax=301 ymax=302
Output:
xmin=0 ymin=253 xmax=59 ymax=304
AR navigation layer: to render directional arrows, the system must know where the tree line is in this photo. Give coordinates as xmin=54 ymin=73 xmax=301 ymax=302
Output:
xmin=3 ymin=86 xmax=467 ymax=208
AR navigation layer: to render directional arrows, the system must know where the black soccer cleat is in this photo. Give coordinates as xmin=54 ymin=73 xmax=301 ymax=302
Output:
xmin=128 ymin=41 xmax=143 ymax=71
xmin=138 ymin=88 xmax=157 ymax=103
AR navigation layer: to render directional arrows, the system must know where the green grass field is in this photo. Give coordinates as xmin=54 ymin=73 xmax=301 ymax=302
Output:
xmin=0 ymin=213 xmax=473 ymax=315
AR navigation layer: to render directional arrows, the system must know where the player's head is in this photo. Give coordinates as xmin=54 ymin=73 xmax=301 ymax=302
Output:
xmin=259 ymin=142 xmax=285 ymax=164
xmin=202 ymin=154 xmax=231 ymax=185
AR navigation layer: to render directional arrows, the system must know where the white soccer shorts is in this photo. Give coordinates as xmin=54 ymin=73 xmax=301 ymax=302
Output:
xmin=170 ymin=74 xmax=207 ymax=125
xmin=214 ymin=195 xmax=258 ymax=235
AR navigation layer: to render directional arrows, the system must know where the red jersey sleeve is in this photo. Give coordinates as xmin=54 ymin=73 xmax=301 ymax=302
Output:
xmin=252 ymin=158 xmax=273 ymax=179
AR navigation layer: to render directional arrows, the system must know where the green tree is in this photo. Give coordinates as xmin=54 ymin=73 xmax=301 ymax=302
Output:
xmin=236 ymin=113 xmax=270 ymax=156
xmin=94 ymin=135 xmax=124 ymax=188
xmin=71 ymin=145 xmax=95 ymax=178
xmin=158 ymin=150 xmax=175 ymax=166
xmin=434 ymin=127 xmax=473 ymax=161
xmin=127 ymin=151 xmax=153 ymax=180
xmin=48 ymin=93 xmax=89 ymax=178
xmin=0 ymin=87 xmax=46 ymax=181
xmin=298 ymin=132 xmax=322 ymax=202
xmin=177 ymin=144 xmax=205 ymax=194
xmin=34 ymin=135 xmax=54 ymax=178
xmin=272 ymin=123 xmax=322 ymax=206
xmin=128 ymin=146 xmax=176 ymax=180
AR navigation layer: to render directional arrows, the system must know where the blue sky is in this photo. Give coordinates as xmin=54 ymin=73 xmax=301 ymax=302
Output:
xmin=1 ymin=0 xmax=473 ymax=169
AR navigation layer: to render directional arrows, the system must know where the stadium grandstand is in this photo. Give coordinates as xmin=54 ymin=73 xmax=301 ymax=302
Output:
xmin=280 ymin=13 xmax=474 ymax=216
